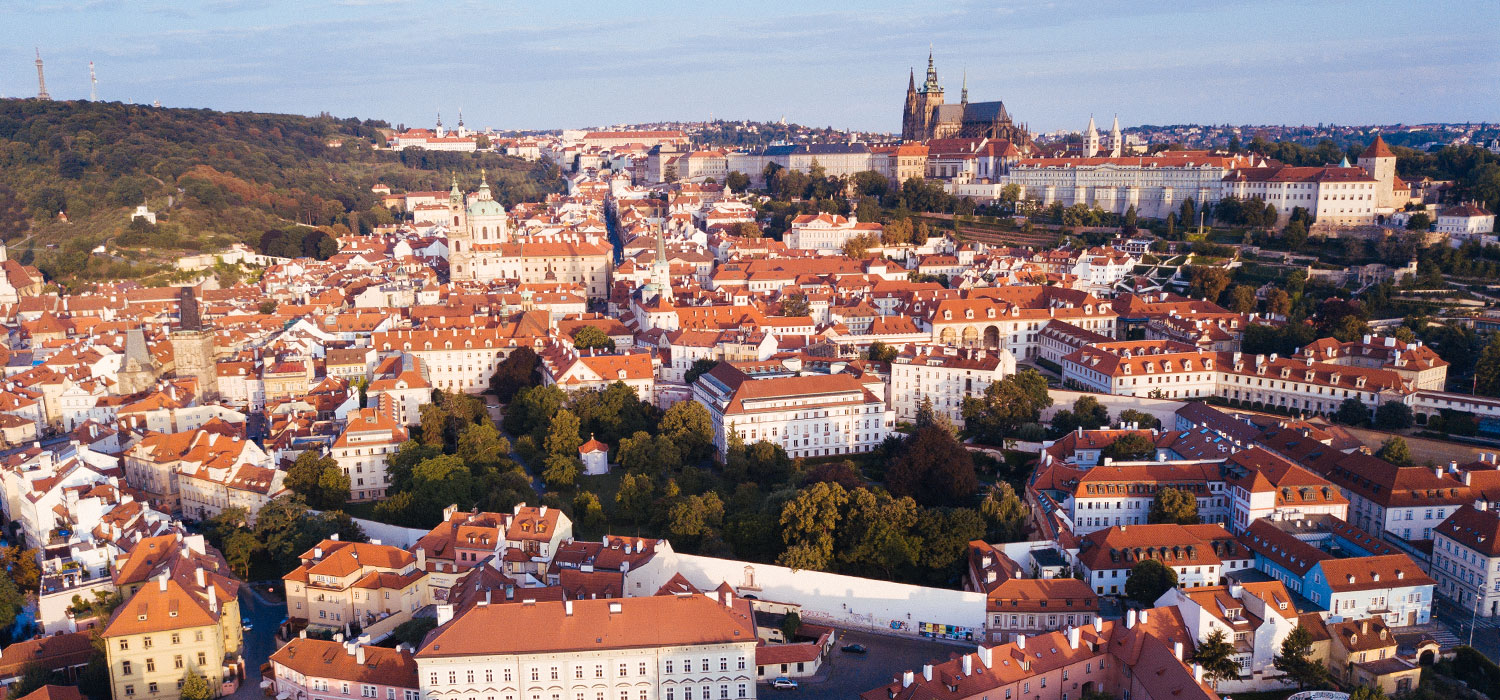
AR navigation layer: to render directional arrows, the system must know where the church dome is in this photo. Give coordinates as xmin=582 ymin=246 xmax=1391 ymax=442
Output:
xmin=466 ymin=198 xmax=506 ymax=218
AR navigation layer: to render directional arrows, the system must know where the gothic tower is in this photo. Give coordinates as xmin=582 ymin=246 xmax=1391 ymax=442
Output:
xmin=116 ymin=327 xmax=160 ymax=395
xmin=1109 ymin=114 xmax=1122 ymax=157
xmin=171 ymin=286 xmax=218 ymax=398
xmin=901 ymin=68 xmax=920 ymax=142
xmin=1084 ymin=115 xmax=1099 ymax=157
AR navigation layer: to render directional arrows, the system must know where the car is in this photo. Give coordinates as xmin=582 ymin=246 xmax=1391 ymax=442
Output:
xmin=242 ymin=622 xmax=253 ymax=631
xmin=771 ymin=678 xmax=798 ymax=691
xmin=840 ymin=643 xmax=868 ymax=654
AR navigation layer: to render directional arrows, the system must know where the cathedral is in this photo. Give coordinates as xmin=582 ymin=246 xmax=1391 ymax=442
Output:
xmin=901 ymin=52 xmax=1031 ymax=145
xmin=446 ymin=170 xmax=510 ymax=282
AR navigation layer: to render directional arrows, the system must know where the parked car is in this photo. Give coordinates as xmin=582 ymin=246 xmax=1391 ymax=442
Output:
xmin=771 ymin=678 xmax=798 ymax=691
xmin=840 ymin=643 xmax=868 ymax=654
xmin=242 ymin=622 xmax=253 ymax=631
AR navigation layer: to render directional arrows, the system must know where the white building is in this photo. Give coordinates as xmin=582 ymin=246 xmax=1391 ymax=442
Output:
xmin=1156 ymin=582 xmax=1298 ymax=692
xmin=1431 ymin=503 xmax=1500 ymax=617
xmin=889 ymin=345 xmax=1015 ymax=428
xmin=415 ymin=595 xmax=758 ymax=700
xmin=1436 ymin=201 xmax=1496 ymax=246
xmin=330 ymin=407 xmax=409 ymax=503
xmin=692 ymin=364 xmax=892 ymax=461
xmin=783 ymin=214 xmax=883 ymax=253
xmin=1003 ymin=153 xmax=1250 ymax=220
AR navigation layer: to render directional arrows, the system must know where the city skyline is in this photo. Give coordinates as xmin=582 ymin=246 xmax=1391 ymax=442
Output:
xmin=1 ymin=0 xmax=1496 ymax=134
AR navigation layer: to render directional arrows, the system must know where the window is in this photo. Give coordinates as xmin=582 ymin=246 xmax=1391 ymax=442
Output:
xmin=363 ymin=686 xmax=378 ymax=698
xmin=146 ymin=659 xmax=156 ymax=673
xmin=666 ymin=661 xmax=674 ymax=674
xmin=148 ymin=684 xmax=158 ymax=695
xmin=125 ymin=687 xmax=134 ymax=697
xmin=170 ymin=634 xmax=180 ymax=645
xmin=197 ymin=652 xmax=206 ymax=666
xmin=122 ymin=661 xmax=132 ymax=675
xmin=641 ymin=662 xmax=649 ymax=676
xmin=144 ymin=637 xmax=153 ymax=649
xmin=174 ymin=655 xmax=184 ymax=669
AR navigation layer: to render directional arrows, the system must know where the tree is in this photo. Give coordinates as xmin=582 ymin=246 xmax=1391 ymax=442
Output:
xmin=1274 ymin=625 xmax=1331 ymax=690
xmin=179 ymin=672 xmax=213 ymax=700
xmin=961 ymin=369 xmax=1053 ymax=443
xmin=979 ymin=483 xmax=1029 ymax=543
xmin=1406 ymin=212 xmax=1432 ymax=231
xmin=1228 ymin=285 xmax=1257 ymax=313
xmin=838 ymin=488 xmax=922 ymax=576
xmin=780 ymin=611 xmax=802 ymax=640
xmin=1475 ymin=335 xmax=1500 ymax=397
xmin=1374 ymin=402 xmax=1412 ymax=430
xmin=1191 ymin=628 xmax=1241 ymax=685
xmin=841 ymin=233 xmax=879 ymax=259
xmin=780 ymin=293 xmax=810 ymax=317
xmin=489 ymin=347 xmax=540 ymax=401
xmin=1104 ymin=433 xmax=1156 ymax=462
xmin=1283 ymin=220 xmax=1308 ymax=250
xmin=1117 ymin=409 xmax=1161 ymax=430
xmin=0 ymin=184 xmax=31 ymax=242
xmin=732 ymin=221 xmax=763 ymax=238
xmin=667 ymin=492 xmax=725 ymax=544
xmin=1053 ymin=395 xmax=1110 ymax=433
xmin=572 ymin=491 xmax=607 ymax=538
xmin=882 ymin=218 xmax=913 ymax=246
xmin=1125 ymin=559 xmax=1178 ymax=605
xmin=615 ymin=472 xmax=655 ymax=524
xmin=1188 ymin=266 xmax=1231 ymax=303
xmin=660 ymin=400 xmax=713 ymax=463
xmin=684 ymin=358 xmax=718 ymax=386
xmin=29 ymin=187 xmax=67 ymax=218
xmin=1265 ymin=289 xmax=1292 ymax=317
xmin=456 ymin=422 xmax=509 ymax=470
xmin=542 ymin=454 xmax=580 ymax=490
xmin=1376 ymin=436 xmax=1413 ymax=466
xmin=283 ymin=451 xmax=348 ymax=510
xmin=1334 ymin=398 xmax=1369 ymax=426
xmin=777 ymin=482 xmax=849 ymax=571
xmin=572 ymin=325 xmax=615 ymax=352
xmin=1348 ymin=687 xmax=1386 ymax=700
xmin=886 ymin=425 xmax=979 ymax=507
xmin=5 ymin=663 xmax=57 ymax=700
xmin=544 ymin=409 xmax=583 ymax=459
xmin=866 ymin=341 xmax=898 ymax=363
xmin=1149 ymin=487 xmax=1201 ymax=525
xmin=725 ymin=171 xmax=750 ymax=192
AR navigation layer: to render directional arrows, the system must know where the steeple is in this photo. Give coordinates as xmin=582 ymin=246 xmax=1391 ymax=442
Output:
xmin=1109 ymin=114 xmax=1122 ymax=157
xmin=960 ymin=68 xmax=968 ymax=104
xmin=448 ymin=173 xmax=462 ymax=207
xmin=34 ymin=48 xmax=49 ymax=101
xmin=477 ymin=168 xmax=491 ymax=199
xmin=908 ymin=67 xmax=916 ymax=94
xmin=923 ymin=46 xmax=941 ymax=93
xmin=1084 ymin=115 xmax=1100 ymax=157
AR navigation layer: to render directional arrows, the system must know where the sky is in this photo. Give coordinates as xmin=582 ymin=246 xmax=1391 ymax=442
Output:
xmin=2 ymin=0 xmax=1496 ymax=134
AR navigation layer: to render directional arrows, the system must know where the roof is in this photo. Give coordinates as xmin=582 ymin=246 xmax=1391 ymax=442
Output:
xmin=416 ymin=595 xmax=753 ymax=657
xmin=13 ymin=688 xmax=85 ymax=700
xmin=1360 ymin=135 xmax=1395 ymax=158
xmin=1436 ymin=504 xmax=1500 ymax=557
xmin=271 ymin=638 xmax=418 ymax=688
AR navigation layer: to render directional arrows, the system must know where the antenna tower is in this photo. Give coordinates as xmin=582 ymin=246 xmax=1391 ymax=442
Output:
xmin=34 ymin=48 xmax=50 ymax=101
xmin=90 ymin=61 xmax=98 ymax=101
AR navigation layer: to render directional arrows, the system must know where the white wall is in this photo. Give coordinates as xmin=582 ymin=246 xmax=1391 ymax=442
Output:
xmin=627 ymin=552 xmax=985 ymax=640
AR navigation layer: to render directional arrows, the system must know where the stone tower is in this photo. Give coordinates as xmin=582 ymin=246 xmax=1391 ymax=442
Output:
xmin=116 ymin=327 xmax=160 ymax=395
xmin=1084 ymin=115 xmax=1099 ymax=157
xmin=1109 ymin=114 xmax=1122 ymax=157
xmin=901 ymin=50 xmax=945 ymax=142
xmin=170 ymin=286 xmax=218 ymax=398
xmin=1358 ymin=135 xmax=1399 ymax=209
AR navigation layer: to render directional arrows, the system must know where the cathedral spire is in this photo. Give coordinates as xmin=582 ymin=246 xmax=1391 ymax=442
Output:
xmin=923 ymin=46 xmax=940 ymax=93
xmin=908 ymin=67 xmax=915 ymax=93
xmin=961 ymin=68 xmax=968 ymax=104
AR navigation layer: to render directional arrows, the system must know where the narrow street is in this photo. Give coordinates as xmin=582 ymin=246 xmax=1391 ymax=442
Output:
xmin=228 ymin=584 xmax=289 ymax=700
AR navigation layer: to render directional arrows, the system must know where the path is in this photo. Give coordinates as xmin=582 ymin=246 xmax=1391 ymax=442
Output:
xmin=228 ymin=584 xmax=288 ymax=700
xmin=487 ymin=401 xmax=544 ymax=493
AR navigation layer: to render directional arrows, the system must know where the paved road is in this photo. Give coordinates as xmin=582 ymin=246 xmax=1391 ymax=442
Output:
xmin=228 ymin=585 xmax=288 ymax=700
xmin=783 ymin=629 xmax=967 ymax=699
xmin=1433 ymin=597 xmax=1500 ymax=658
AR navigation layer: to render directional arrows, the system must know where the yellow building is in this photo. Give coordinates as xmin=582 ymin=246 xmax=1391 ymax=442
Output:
xmin=102 ymin=572 xmax=243 ymax=700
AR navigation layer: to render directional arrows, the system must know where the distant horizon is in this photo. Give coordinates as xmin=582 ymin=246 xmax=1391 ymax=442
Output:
xmin=2 ymin=0 xmax=1495 ymax=134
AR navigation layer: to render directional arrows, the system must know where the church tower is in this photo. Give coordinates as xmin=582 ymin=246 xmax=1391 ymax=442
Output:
xmin=171 ymin=286 xmax=218 ymax=398
xmin=1109 ymin=114 xmax=1122 ymax=157
xmin=901 ymin=68 xmax=921 ymax=142
xmin=435 ymin=110 xmax=445 ymax=138
xmin=116 ymin=326 xmax=161 ymax=395
xmin=1084 ymin=115 xmax=1099 ymax=157
xmin=446 ymin=175 xmax=475 ymax=280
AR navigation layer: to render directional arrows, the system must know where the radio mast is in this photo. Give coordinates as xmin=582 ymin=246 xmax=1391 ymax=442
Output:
xmin=90 ymin=61 xmax=98 ymax=101
xmin=35 ymin=49 xmax=50 ymax=100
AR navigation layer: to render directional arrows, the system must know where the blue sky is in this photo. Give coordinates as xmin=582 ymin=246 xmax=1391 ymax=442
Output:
xmin=2 ymin=0 xmax=1496 ymax=133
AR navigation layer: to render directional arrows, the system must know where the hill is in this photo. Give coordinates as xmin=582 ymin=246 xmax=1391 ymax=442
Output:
xmin=0 ymin=99 xmax=565 ymax=286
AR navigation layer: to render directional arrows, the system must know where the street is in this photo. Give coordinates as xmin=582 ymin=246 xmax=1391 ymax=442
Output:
xmin=787 ymin=629 xmax=968 ymax=699
xmin=228 ymin=584 xmax=289 ymax=700
xmin=1432 ymin=597 xmax=1500 ymax=659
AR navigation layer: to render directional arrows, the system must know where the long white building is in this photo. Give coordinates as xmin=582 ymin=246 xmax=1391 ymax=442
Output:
xmin=692 ymin=364 xmax=892 ymax=461
xmin=416 ymin=595 xmax=759 ymax=700
xmin=889 ymin=345 xmax=1014 ymax=428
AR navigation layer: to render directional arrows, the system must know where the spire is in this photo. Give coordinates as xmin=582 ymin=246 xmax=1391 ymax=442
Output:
xmin=89 ymin=61 xmax=98 ymax=102
xmin=923 ymin=46 xmax=940 ymax=93
xmin=960 ymin=68 xmax=968 ymax=104
xmin=34 ymin=48 xmax=49 ymax=101
xmin=436 ymin=110 xmax=442 ymax=127
xmin=458 ymin=108 xmax=464 ymax=127
xmin=908 ymin=67 xmax=916 ymax=93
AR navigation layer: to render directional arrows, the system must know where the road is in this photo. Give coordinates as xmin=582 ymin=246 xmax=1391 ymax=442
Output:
xmin=228 ymin=584 xmax=288 ymax=700
xmin=785 ymin=629 xmax=966 ymax=699
xmin=1432 ymin=597 xmax=1500 ymax=659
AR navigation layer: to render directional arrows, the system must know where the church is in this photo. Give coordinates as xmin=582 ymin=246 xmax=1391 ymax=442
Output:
xmin=901 ymin=52 xmax=1031 ymax=145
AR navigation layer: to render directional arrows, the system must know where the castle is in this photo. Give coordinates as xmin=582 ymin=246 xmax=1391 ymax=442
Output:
xmin=901 ymin=52 xmax=1031 ymax=146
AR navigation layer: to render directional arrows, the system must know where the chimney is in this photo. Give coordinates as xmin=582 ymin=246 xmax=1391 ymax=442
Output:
xmin=195 ymin=567 xmax=205 ymax=588
xmin=922 ymin=664 xmax=933 ymax=682
xmin=436 ymin=604 xmax=454 ymax=626
xmin=1360 ymin=619 xmax=1369 ymax=634
xmin=977 ymin=646 xmax=992 ymax=668
xmin=1126 ymin=609 xmax=1137 ymax=629
xmin=207 ymin=584 xmax=217 ymax=613
xmin=565 ymin=600 xmax=574 ymax=616
xmin=1435 ymin=467 xmax=1443 ymax=479
xmin=1140 ymin=609 xmax=1149 ymax=623
xmin=1068 ymin=627 xmax=1080 ymax=650
xmin=1174 ymin=641 xmax=1184 ymax=660
xmin=1193 ymin=664 xmax=1204 ymax=684
xmin=902 ymin=671 xmax=914 ymax=688
xmin=158 ymin=572 xmax=168 ymax=592
xmin=356 ymin=645 xmax=365 ymax=664
xmin=1015 ymin=634 xmax=1026 ymax=650
xmin=962 ymin=654 xmax=973 ymax=676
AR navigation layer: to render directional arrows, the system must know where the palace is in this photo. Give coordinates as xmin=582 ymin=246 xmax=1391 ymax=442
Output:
xmin=901 ymin=52 xmax=1031 ymax=146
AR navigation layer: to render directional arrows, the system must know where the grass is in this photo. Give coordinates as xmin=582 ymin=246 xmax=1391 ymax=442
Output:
xmin=576 ymin=471 xmax=625 ymax=513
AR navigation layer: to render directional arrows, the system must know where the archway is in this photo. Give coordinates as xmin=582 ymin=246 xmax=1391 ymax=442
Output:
xmin=961 ymin=326 xmax=979 ymax=348
xmin=984 ymin=325 xmax=1001 ymax=349
xmin=940 ymin=327 xmax=957 ymax=345
xmin=1419 ymin=649 xmax=1435 ymax=665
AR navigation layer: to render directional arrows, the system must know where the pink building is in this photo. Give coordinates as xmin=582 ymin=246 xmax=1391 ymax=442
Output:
xmin=269 ymin=638 xmax=419 ymax=700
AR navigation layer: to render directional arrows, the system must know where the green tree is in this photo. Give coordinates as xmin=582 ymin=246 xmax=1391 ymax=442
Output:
xmin=1104 ymin=433 xmax=1156 ymax=462
xmin=684 ymin=358 xmax=718 ymax=385
xmin=1053 ymin=395 xmax=1110 ymax=433
xmin=886 ymin=425 xmax=978 ymax=507
xmin=838 ymin=488 xmax=922 ymax=576
xmin=882 ymin=218 xmax=913 ymax=246
xmin=282 ymin=451 xmax=348 ymax=510
xmin=780 ymin=611 xmax=802 ymax=640
xmin=1148 ymin=487 xmax=1201 ymax=525
xmin=725 ymin=171 xmax=750 ymax=192
xmin=780 ymin=293 xmax=810 ymax=317
xmin=542 ymin=454 xmax=580 ymax=490
xmin=1334 ymin=398 xmax=1370 ymax=426
xmin=457 ymin=422 xmax=510 ymax=471
xmin=572 ymin=325 xmax=616 ymax=352
xmin=544 ymin=409 xmax=583 ymax=459
xmin=1475 ymin=335 xmax=1500 ymax=397
xmin=1406 ymin=212 xmax=1432 ymax=231
xmin=777 ymin=482 xmax=849 ymax=571
xmin=1125 ymin=559 xmax=1178 ymax=605
xmin=1265 ymin=288 xmax=1292 ymax=317
xmin=1348 ymin=687 xmax=1386 ymax=700
xmin=615 ymin=472 xmax=655 ymax=524
xmin=1188 ymin=266 xmax=1231 ymax=303
xmin=961 ymin=369 xmax=1053 ymax=443
xmin=5 ymin=663 xmax=57 ymax=700
xmin=1117 ymin=409 xmax=1161 ymax=430
xmin=668 ymin=492 xmax=725 ymax=544
xmin=1192 ymin=628 xmax=1241 ymax=684
xmin=660 ymin=400 xmax=713 ymax=463
xmin=979 ymin=482 xmax=1029 ymax=543
xmin=1374 ymin=402 xmax=1412 ymax=430
xmin=618 ymin=431 xmax=681 ymax=476
xmin=1228 ymin=285 xmax=1257 ymax=313
xmin=1376 ymin=436 xmax=1414 ymax=466
xmin=866 ymin=341 xmax=898 ymax=363
xmin=179 ymin=672 xmax=213 ymax=700
xmin=1274 ymin=625 xmax=1331 ymax=690
xmin=572 ymin=491 xmax=607 ymax=539
xmin=1283 ymin=220 xmax=1308 ymax=250
xmin=489 ymin=346 xmax=540 ymax=401
xmin=0 ymin=184 xmax=31 ymax=242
